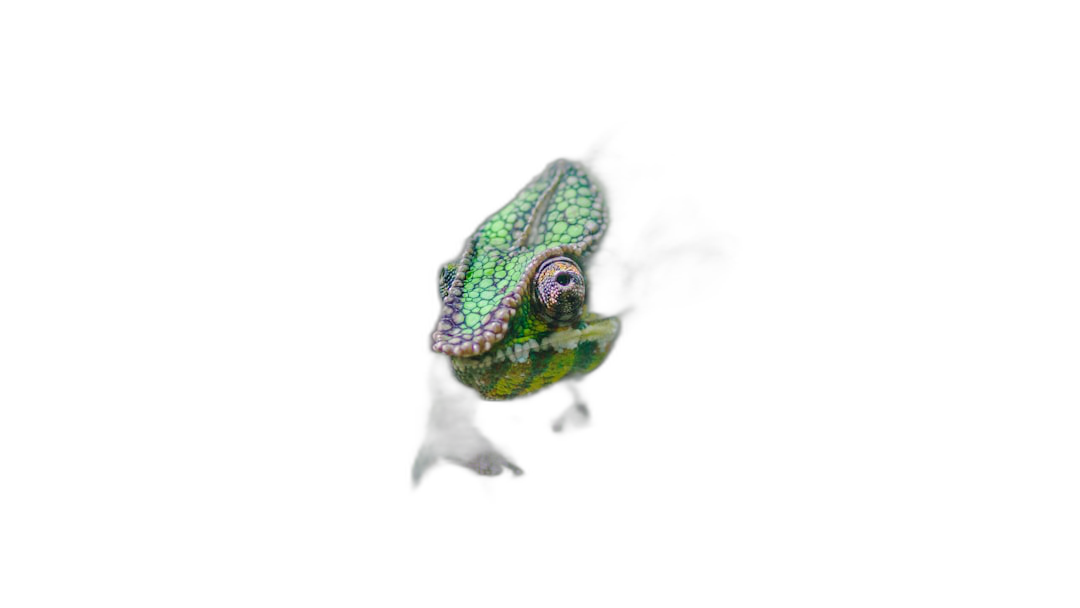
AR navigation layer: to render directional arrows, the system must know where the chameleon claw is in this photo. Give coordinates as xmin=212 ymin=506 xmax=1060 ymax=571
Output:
xmin=450 ymin=452 xmax=524 ymax=477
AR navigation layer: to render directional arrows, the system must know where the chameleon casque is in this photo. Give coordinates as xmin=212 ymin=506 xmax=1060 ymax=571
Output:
xmin=432 ymin=159 xmax=619 ymax=400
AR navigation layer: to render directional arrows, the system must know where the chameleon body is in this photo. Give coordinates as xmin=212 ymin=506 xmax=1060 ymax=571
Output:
xmin=432 ymin=159 xmax=619 ymax=400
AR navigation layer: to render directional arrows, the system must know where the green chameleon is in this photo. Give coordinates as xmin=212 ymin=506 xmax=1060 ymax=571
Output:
xmin=432 ymin=159 xmax=620 ymax=400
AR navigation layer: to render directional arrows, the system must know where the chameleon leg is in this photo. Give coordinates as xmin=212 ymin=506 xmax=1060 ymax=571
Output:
xmin=412 ymin=360 xmax=524 ymax=485
xmin=552 ymin=382 xmax=590 ymax=433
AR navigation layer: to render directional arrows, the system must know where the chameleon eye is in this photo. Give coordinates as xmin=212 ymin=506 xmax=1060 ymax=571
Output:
xmin=533 ymin=256 xmax=585 ymax=325
xmin=439 ymin=263 xmax=457 ymax=299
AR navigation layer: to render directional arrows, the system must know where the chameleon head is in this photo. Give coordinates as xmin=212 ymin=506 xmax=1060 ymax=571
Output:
xmin=431 ymin=159 xmax=620 ymax=400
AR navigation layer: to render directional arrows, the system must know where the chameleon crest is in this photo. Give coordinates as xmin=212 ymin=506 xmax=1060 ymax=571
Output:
xmin=432 ymin=159 xmax=619 ymax=399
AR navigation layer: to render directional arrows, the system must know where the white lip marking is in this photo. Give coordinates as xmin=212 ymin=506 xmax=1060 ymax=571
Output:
xmin=457 ymin=317 xmax=619 ymax=367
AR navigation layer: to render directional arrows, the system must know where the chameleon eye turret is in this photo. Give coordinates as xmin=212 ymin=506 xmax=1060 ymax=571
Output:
xmin=533 ymin=256 xmax=585 ymax=325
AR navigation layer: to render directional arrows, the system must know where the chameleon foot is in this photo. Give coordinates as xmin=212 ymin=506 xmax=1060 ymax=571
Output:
xmin=460 ymin=444 xmax=522 ymax=477
xmin=413 ymin=367 xmax=525 ymax=485
xmin=412 ymin=428 xmax=523 ymax=484
xmin=552 ymin=384 xmax=590 ymax=433
xmin=552 ymin=402 xmax=590 ymax=432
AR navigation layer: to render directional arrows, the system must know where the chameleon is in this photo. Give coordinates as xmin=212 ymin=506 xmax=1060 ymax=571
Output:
xmin=431 ymin=159 xmax=619 ymax=400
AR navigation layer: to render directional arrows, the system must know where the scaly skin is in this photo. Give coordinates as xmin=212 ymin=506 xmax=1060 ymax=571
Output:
xmin=412 ymin=159 xmax=620 ymax=482
xmin=432 ymin=159 xmax=619 ymax=400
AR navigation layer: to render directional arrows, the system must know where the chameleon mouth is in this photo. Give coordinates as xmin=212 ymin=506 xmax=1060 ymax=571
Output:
xmin=478 ymin=313 xmax=619 ymax=365
xmin=449 ymin=313 xmax=620 ymax=400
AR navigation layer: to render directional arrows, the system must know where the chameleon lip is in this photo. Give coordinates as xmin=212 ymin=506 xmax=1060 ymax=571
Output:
xmin=449 ymin=315 xmax=620 ymax=365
